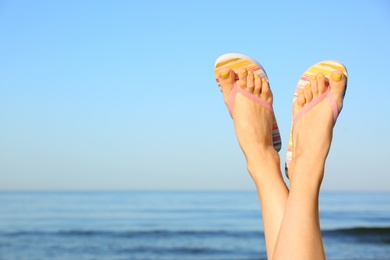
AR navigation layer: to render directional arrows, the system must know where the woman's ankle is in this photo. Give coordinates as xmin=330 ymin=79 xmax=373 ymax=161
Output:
xmin=288 ymin=156 xmax=325 ymax=190
xmin=246 ymin=149 xmax=281 ymax=182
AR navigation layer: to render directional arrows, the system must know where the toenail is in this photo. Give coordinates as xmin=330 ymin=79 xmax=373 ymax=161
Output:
xmin=220 ymin=71 xmax=230 ymax=79
xmin=248 ymin=70 xmax=253 ymax=75
xmin=254 ymin=74 xmax=259 ymax=79
xmin=261 ymin=78 xmax=266 ymax=82
xmin=305 ymin=84 xmax=311 ymax=89
xmin=332 ymin=74 xmax=342 ymax=81
xmin=240 ymin=69 xmax=246 ymax=74
xmin=311 ymin=75 xmax=316 ymax=80
xmin=318 ymin=73 xmax=324 ymax=78
xmin=299 ymin=90 xmax=304 ymax=94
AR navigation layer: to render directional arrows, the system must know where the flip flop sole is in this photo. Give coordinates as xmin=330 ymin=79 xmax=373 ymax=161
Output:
xmin=214 ymin=53 xmax=282 ymax=152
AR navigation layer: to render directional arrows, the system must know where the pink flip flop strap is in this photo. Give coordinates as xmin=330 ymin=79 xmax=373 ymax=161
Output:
xmin=293 ymin=88 xmax=339 ymax=126
xmin=228 ymin=83 xmax=273 ymax=117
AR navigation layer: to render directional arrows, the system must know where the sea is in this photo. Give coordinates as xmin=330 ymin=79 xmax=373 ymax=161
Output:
xmin=0 ymin=191 xmax=389 ymax=260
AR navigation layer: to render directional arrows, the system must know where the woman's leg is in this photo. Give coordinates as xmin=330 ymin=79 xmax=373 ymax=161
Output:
xmin=217 ymin=68 xmax=288 ymax=259
xmin=272 ymin=71 xmax=347 ymax=260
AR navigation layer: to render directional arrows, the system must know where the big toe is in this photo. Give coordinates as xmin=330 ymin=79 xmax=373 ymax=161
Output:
xmin=329 ymin=70 xmax=347 ymax=111
xmin=217 ymin=68 xmax=236 ymax=105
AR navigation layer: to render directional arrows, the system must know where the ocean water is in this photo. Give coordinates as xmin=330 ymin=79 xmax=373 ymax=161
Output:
xmin=0 ymin=191 xmax=389 ymax=260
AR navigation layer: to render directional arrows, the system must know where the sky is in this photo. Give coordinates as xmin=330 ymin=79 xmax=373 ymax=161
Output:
xmin=1 ymin=0 xmax=390 ymax=191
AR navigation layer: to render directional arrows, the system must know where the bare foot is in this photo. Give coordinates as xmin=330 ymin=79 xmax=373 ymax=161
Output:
xmin=289 ymin=69 xmax=347 ymax=183
xmin=217 ymin=68 xmax=279 ymax=180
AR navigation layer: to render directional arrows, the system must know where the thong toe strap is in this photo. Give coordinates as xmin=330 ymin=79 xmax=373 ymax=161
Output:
xmin=227 ymin=83 xmax=273 ymax=118
xmin=293 ymin=88 xmax=339 ymax=126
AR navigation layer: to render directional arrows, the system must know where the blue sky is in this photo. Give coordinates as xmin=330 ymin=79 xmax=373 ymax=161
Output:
xmin=1 ymin=0 xmax=389 ymax=191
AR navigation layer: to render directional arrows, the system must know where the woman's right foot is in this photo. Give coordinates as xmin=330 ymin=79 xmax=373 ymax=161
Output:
xmin=289 ymin=70 xmax=347 ymax=183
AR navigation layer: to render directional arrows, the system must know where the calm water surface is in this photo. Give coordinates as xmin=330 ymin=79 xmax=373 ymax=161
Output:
xmin=0 ymin=191 xmax=389 ymax=260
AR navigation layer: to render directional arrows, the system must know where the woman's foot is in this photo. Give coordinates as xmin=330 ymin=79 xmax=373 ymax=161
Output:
xmin=273 ymin=69 xmax=347 ymax=260
xmin=216 ymin=68 xmax=279 ymax=180
xmin=289 ymin=70 xmax=347 ymax=183
xmin=217 ymin=67 xmax=288 ymax=260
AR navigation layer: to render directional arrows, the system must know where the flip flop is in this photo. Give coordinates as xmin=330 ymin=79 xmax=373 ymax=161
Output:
xmin=214 ymin=53 xmax=282 ymax=152
xmin=285 ymin=60 xmax=348 ymax=178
